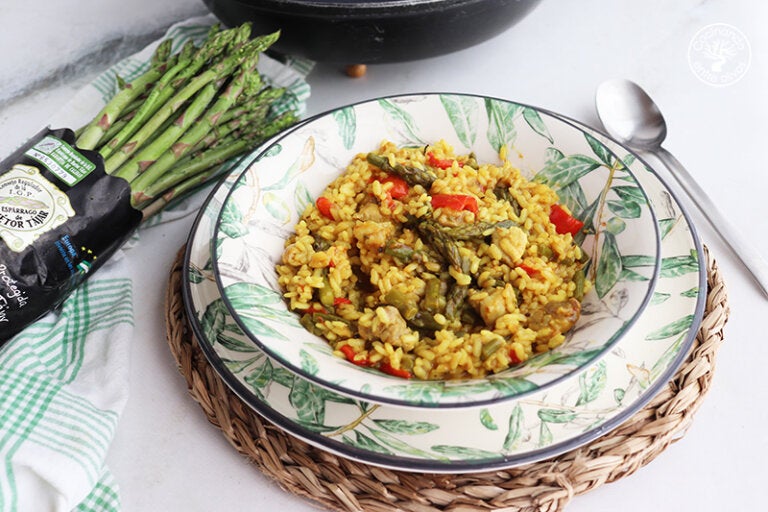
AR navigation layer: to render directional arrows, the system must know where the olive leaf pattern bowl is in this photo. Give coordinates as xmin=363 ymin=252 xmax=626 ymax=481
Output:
xmin=211 ymin=93 xmax=661 ymax=409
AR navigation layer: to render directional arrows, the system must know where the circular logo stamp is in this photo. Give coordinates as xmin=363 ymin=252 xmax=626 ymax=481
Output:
xmin=0 ymin=165 xmax=74 ymax=252
xmin=688 ymin=23 xmax=751 ymax=87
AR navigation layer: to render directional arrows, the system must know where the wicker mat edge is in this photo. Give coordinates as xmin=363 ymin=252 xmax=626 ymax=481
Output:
xmin=165 ymin=245 xmax=728 ymax=512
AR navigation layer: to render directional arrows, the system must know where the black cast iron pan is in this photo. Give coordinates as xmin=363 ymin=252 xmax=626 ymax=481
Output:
xmin=203 ymin=0 xmax=543 ymax=64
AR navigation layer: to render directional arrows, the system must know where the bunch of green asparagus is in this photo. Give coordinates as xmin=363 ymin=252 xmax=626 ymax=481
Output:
xmin=75 ymin=22 xmax=298 ymax=218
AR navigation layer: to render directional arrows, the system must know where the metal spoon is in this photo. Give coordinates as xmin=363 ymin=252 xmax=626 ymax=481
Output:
xmin=595 ymin=78 xmax=768 ymax=297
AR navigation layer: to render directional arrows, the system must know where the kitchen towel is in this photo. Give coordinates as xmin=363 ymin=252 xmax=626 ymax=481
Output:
xmin=0 ymin=15 xmax=310 ymax=512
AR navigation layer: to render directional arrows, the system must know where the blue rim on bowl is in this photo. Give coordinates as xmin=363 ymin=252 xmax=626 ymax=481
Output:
xmin=210 ymin=93 xmax=661 ymax=409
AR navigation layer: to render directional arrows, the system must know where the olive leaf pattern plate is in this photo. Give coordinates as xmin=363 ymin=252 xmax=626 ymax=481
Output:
xmin=182 ymin=110 xmax=705 ymax=473
xmin=210 ymin=94 xmax=661 ymax=408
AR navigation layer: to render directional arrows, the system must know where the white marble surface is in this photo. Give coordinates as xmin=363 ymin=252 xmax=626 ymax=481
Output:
xmin=1 ymin=0 xmax=767 ymax=510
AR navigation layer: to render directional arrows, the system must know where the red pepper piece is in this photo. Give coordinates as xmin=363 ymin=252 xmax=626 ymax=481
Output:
xmin=333 ymin=297 xmax=352 ymax=306
xmin=427 ymin=152 xmax=461 ymax=170
xmin=517 ymin=264 xmax=539 ymax=276
xmin=339 ymin=345 xmax=370 ymax=367
xmin=509 ymin=350 xmax=522 ymax=365
xmin=549 ymin=204 xmax=584 ymax=236
xmin=380 ymin=175 xmax=409 ymax=199
xmin=316 ymin=196 xmax=334 ymax=219
xmin=379 ymin=361 xmax=412 ymax=379
xmin=430 ymin=193 xmax=478 ymax=213
xmin=306 ymin=305 xmax=328 ymax=314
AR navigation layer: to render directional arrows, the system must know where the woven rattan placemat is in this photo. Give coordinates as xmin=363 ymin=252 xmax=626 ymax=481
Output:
xmin=165 ymin=245 xmax=728 ymax=512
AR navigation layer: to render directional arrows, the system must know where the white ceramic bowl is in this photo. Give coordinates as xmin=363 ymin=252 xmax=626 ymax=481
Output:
xmin=212 ymin=93 xmax=660 ymax=409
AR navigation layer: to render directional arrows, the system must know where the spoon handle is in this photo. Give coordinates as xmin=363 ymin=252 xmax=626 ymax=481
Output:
xmin=656 ymin=147 xmax=768 ymax=297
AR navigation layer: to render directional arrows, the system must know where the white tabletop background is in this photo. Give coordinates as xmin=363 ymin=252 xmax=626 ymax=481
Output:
xmin=1 ymin=0 xmax=766 ymax=510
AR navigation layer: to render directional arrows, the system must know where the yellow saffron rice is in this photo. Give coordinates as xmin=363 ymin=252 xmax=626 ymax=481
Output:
xmin=276 ymin=140 xmax=591 ymax=380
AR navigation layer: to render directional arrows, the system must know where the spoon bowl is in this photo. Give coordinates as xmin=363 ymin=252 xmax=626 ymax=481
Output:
xmin=596 ymin=79 xmax=667 ymax=150
xmin=596 ymin=78 xmax=768 ymax=297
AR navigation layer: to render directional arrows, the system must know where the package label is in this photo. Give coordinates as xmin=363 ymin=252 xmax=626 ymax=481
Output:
xmin=24 ymin=135 xmax=96 ymax=186
xmin=0 ymin=164 xmax=75 ymax=252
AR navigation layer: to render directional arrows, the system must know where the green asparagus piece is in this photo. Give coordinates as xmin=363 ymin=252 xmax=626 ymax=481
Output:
xmin=104 ymin=31 xmax=279 ymax=174
xmin=71 ymin=22 xmax=300 ymax=224
xmin=493 ymin=185 xmax=522 ymax=217
xmin=127 ymin=62 xmax=261 ymax=201
xmin=444 ymin=283 xmax=468 ymax=320
xmin=98 ymin=40 xmax=196 ymax=159
xmin=112 ymin=79 xmax=221 ymax=183
xmin=441 ymin=220 xmax=517 ymax=241
xmin=366 ymin=153 xmax=436 ymax=189
xmin=76 ymin=39 xmax=173 ymax=150
xmin=417 ymin=221 xmax=469 ymax=273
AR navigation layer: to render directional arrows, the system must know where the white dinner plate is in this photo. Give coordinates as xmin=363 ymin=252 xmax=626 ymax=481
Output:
xmin=181 ymin=114 xmax=706 ymax=473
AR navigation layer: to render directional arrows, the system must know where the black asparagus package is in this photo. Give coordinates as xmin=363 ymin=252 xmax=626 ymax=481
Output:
xmin=0 ymin=127 xmax=142 ymax=344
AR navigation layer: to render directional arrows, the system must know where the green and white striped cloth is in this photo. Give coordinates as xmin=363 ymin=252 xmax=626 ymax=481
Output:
xmin=0 ymin=16 xmax=311 ymax=512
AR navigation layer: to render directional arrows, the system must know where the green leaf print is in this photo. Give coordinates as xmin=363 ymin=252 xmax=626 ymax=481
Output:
xmin=538 ymin=421 xmax=553 ymax=447
xmin=650 ymin=292 xmax=671 ymax=305
xmin=188 ymin=265 xmax=205 ymax=284
xmin=536 ymin=348 xmax=604 ymax=367
xmin=533 ymin=154 xmax=602 ymax=189
xmin=650 ymin=331 xmax=688 ymax=381
xmin=658 ymin=218 xmax=678 ymax=240
xmin=201 ymin=299 xmax=227 ymax=343
xmin=490 ymin=377 xmax=539 ymax=395
xmin=613 ymin=388 xmax=626 ymax=404
xmin=680 ymin=287 xmax=700 ymax=298
xmin=537 ymin=408 xmax=578 ymax=424
xmin=300 ymin=349 xmax=319 ymax=376
xmin=333 ymin=106 xmax=356 ymax=149
xmin=294 ymin=181 xmax=312 ymax=217
xmin=485 ymin=98 xmax=521 ymax=152
xmin=341 ymin=432 xmax=394 ymax=455
xmin=440 ymin=94 xmax=478 ymax=148
xmin=619 ymin=267 xmax=649 ymax=282
xmin=522 ymin=107 xmax=554 ymax=143
xmin=595 ymin=232 xmax=622 ymax=298
xmin=606 ymin=199 xmax=642 ymax=219
xmin=225 ymin=282 xmax=282 ymax=306
xmin=372 ymin=419 xmax=440 ymax=435
xmin=289 ymin=376 xmax=326 ymax=424
xmin=480 ymin=409 xmax=499 ymax=431
xmin=379 ymin=99 xmax=425 ymax=145
xmin=430 ymin=445 xmax=500 ymax=459
xmin=612 ymin=185 xmax=647 ymax=205
xmin=645 ymin=315 xmax=694 ymax=341
xmin=236 ymin=312 xmax=289 ymax=341
xmin=605 ymin=217 xmax=626 ymax=235
xmin=367 ymin=427 xmax=445 ymax=460
xmin=386 ymin=382 xmax=453 ymax=403
xmin=263 ymin=191 xmax=291 ymax=224
xmin=555 ymin=180 xmax=588 ymax=217
xmin=215 ymin=331 xmax=258 ymax=353
xmin=585 ymin=132 xmax=613 ymax=166
xmin=218 ymin=200 xmax=248 ymax=239
xmin=502 ymin=404 xmax=524 ymax=451
xmin=262 ymin=136 xmax=317 ymax=191
xmin=660 ymin=253 xmax=699 ymax=278
xmin=244 ymin=357 xmax=274 ymax=398
xmin=271 ymin=367 xmax=297 ymax=387
xmin=621 ymin=255 xmax=657 ymax=268
xmin=575 ymin=362 xmax=607 ymax=406
xmin=545 ymin=147 xmax=565 ymax=165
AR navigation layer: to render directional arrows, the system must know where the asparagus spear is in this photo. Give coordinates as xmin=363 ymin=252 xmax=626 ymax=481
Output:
xmin=127 ymin=62 xmax=261 ymax=201
xmin=73 ymin=22 xmax=299 ymax=221
xmin=98 ymin=40 xmax=197 ymax=159
xmin=76 ymin=39 xmax=173 ymax=150
xmin=366 ymin=153 xmax=436 ymax=189
xmin=104 ymin=29 xmax=279 ymax=174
